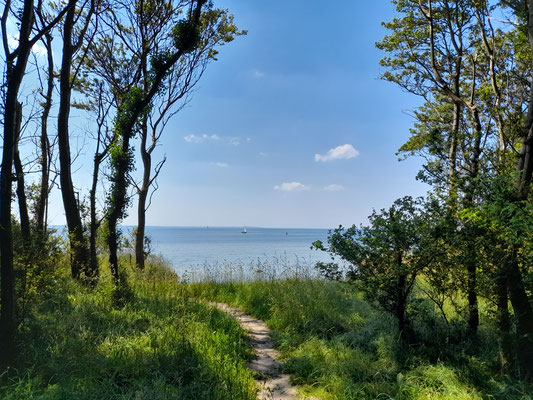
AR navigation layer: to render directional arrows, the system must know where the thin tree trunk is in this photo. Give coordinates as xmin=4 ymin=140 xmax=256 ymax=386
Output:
xmin=107 ymin=0 xmax=205 ymax=297
xmin=88 ymin=152 xmax=103 ymax=281
xmin=448 ymin=102 xmax=460 ymax=189
xmin=0 ymin=0 xmax=35 ymax=362
xmin=57 ymin=0 xmax=90 ymax=280
xmin=464 ymin=108 xmax=483 ymax=338
xmin=107 ymin=133 xmax=131 ymax=291
xmin=36 ymin=34 xmax=53 ymax=236
xmin=135 ymin=121 xmax=151 ymax=270
xmin=13 ymin=102 xmax=31 ymax=244
xmin=466 ymin=260 xmax=479 ymax=336
xmin=397 ymin=273 xmax=408 ymax=340
xmin=135 ymin=187 xmax=148 ymax=270
xmin=507 ymin=247 xmax=533 ymax=378
xmin=496 ymin=260 xmax=513 ymax=371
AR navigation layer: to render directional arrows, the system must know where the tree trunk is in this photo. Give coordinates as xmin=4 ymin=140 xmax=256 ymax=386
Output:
xmin=463 ymin=109 xmax=483 ymax=338
xmin=0 ymin=0 xmax=35 ymax=363
xmin=507 ymin=247 xmax=533 ymax=378
xmin=466 ymin=259 xmax=479 ymax=337
xmin=135 ymin=187 xmax=148 ymax=270
xmin=397 ymin=273 xmax=408 ymax=339
xmin=448 ymin=102 xmax=460 ymax=192
xmin=57 ymin=0 xmax=90 ymax=280
xmin=36 ymin=34 xmax=53 ymax=236
xmin=107 ymin=134 xmax=132 ymax=292
xmin=13 ymin=102 xmax=31 ymax=245
xmin=135 ymin=122 xmax=151 ymax=270
xmin=496 ymin=260 xmax=513 ymax=371
xmin=88 ymin=151 xmax=103 ymax=282
xmin=503 ymin=0 xmax=533 ymax=379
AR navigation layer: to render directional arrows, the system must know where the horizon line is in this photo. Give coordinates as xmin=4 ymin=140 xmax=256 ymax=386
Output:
xmin=48 ymin=224 xmax=334 ymax=230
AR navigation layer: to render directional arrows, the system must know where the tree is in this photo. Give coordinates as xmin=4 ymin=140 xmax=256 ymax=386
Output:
xmin=379 ymin=0 xmax=533 ymax=375
xmin=314 ymin=197 xmax=430 ymax=343
xmin=132 ymin=7 xmax=243 ymax=270
xmin=0 ymin=0 xmax=71 ymax=362
xmin=57 ymin=0 xmax=99 ymax=282
xmin=103 ymin=0 xmax=208 ymax=294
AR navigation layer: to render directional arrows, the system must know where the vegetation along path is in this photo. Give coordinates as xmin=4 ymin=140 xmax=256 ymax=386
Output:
xmin=209 ymin=302 xmax=314 ymax=400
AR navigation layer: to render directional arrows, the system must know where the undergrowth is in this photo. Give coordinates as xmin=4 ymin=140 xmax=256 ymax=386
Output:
xmin=188 ymin=279 xmax=533 ymax=400
xmin=0 ymin=256 xmax=257 ymax=400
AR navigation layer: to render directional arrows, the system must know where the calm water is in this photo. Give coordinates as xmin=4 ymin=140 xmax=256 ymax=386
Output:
xmin=143 ymin=226 xmax=333 ymax=273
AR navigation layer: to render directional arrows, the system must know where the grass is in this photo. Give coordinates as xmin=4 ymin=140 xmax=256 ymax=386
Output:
xmin=4 ymin=253 xmax=533 ymax=399
xmin=0 ymin=256 xmax=257 ymax=400
xmin=188 ymin=277 xmax=533 ymax=400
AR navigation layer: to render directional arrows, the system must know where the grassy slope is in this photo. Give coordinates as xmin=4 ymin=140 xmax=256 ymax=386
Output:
xmin=188 ymin=279 xmax=533 ymax=400
xmin=0 ymin=258 xmax=257 ymax=400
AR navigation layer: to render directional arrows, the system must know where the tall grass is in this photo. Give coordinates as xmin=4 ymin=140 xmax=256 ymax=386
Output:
xmin=0 ymin=256 xmax=257 ymax=400
xmin=187 ymin=263 xmax=533 ymax=400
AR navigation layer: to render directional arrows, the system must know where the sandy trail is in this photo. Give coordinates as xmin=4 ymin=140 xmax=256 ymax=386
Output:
xmin=209 ymin=302 xmax=301 ymax=400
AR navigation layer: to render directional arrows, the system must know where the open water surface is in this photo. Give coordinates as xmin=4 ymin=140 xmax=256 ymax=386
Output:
xmin=143 ymin=226 xmax=333 ymax=274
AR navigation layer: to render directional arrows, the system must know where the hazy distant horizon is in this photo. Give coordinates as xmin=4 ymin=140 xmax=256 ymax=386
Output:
xmin=50 ymin=224 xmax=336 ymax=230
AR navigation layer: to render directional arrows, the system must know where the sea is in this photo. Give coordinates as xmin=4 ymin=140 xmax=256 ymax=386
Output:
xmin=141 ymin=226 xmax=335 ymax=278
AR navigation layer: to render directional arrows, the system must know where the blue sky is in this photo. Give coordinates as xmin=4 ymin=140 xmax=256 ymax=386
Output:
xmin=47 ymin=0 xmax=428 ymax=228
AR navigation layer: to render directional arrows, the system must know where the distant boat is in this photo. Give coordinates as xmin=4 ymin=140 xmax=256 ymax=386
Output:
xmin=242 ymin=227 xmax=247 ymax=234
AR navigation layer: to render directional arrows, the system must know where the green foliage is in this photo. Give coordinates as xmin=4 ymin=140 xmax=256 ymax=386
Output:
xmin=107 ymin=87 xmax=147 ymax=224
xmin=1 ymin=258 xmax=257 ymax=399
xmin=11 ymin=220 xmax=66 ymax=324
xmin=191 ymin=276 xmax=533 ymax=400
xmin=314 ymin=197 xmax=431 ymax=332
xmin=172 ymin=19 xmax=201 ymax=53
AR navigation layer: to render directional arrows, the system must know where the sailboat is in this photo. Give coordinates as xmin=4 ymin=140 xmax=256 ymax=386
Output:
xmin=241 ymin=226 xmax=247 ymax=234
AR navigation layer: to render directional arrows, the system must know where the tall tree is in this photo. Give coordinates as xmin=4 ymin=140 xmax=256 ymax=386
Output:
xmin=57 ymin=0 xmax=98 ymax=281
xmin=104 ymin=0 xmax=207 ymax=291
xmin=499 ymin=0 xmax=533 ymax=378
xmin=133 ymin=8 xmax=242 ymax=270
xmin=378 ymin=0 xmax=488 ymax=336
xmin=0 ymin=0 xmax=70 ymax=361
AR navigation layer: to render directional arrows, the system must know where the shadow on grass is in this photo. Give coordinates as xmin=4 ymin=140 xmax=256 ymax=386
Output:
xmin=1 ymin=275 xmax=257 ymax=400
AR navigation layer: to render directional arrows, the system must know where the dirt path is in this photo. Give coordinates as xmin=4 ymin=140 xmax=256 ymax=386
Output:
xmin=209 ymin=302 xmax=301 ymax=400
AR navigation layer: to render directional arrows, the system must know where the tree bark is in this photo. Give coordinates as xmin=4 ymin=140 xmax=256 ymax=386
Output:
xmin=507 ymin=247 xmax=533 ymax=378
xmin=0 ymin=0 xmax=35 ymax=362
xmin=448 ymin=102 xmax=460 ymax=189
xmin=464 ymin=108 xmax=483 ymax=338
xmin=13 ymin=102 xmax=31 ymax=245
xmin=36 ymin=34 xmax=54 ymax=236
xmin=135 ymin=121 xmax=151 ymax=270
xmin=57 ymin=0 xmax=90 ymax=280
xmin=496 ymin=261 xmax=513 ymax=371
xmin=88 ymin=151 xmax=103 ymax=281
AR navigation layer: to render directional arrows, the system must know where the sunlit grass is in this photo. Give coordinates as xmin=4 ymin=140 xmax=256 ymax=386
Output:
xmin=0 ymin=256 xmax=257 ymax=400
xmin=187 ymin=264 xmax=533 ymax=400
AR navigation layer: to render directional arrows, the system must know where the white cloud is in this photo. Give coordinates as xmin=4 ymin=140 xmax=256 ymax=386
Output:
xmin=274 ymin=182 xmax=309 ymax=192
xmin=211 ymin=162 xmax=228 ymax=168
xmin=184 ymin=134 xmax=244 ymax=146
xmin=251 ymin=69 xmax=265 ymax=78
xmin=315 ymin=144 xmax=359 ymax=162
xmin=184 ymin=134 xmax=220 ymax=143
xmin=5 ymin=33 xmax=46 ymax=56
xmin=32 ymin=43 xmax=48 ymax=56
xmin=324 ymin=184 xmax=344 ymax=192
